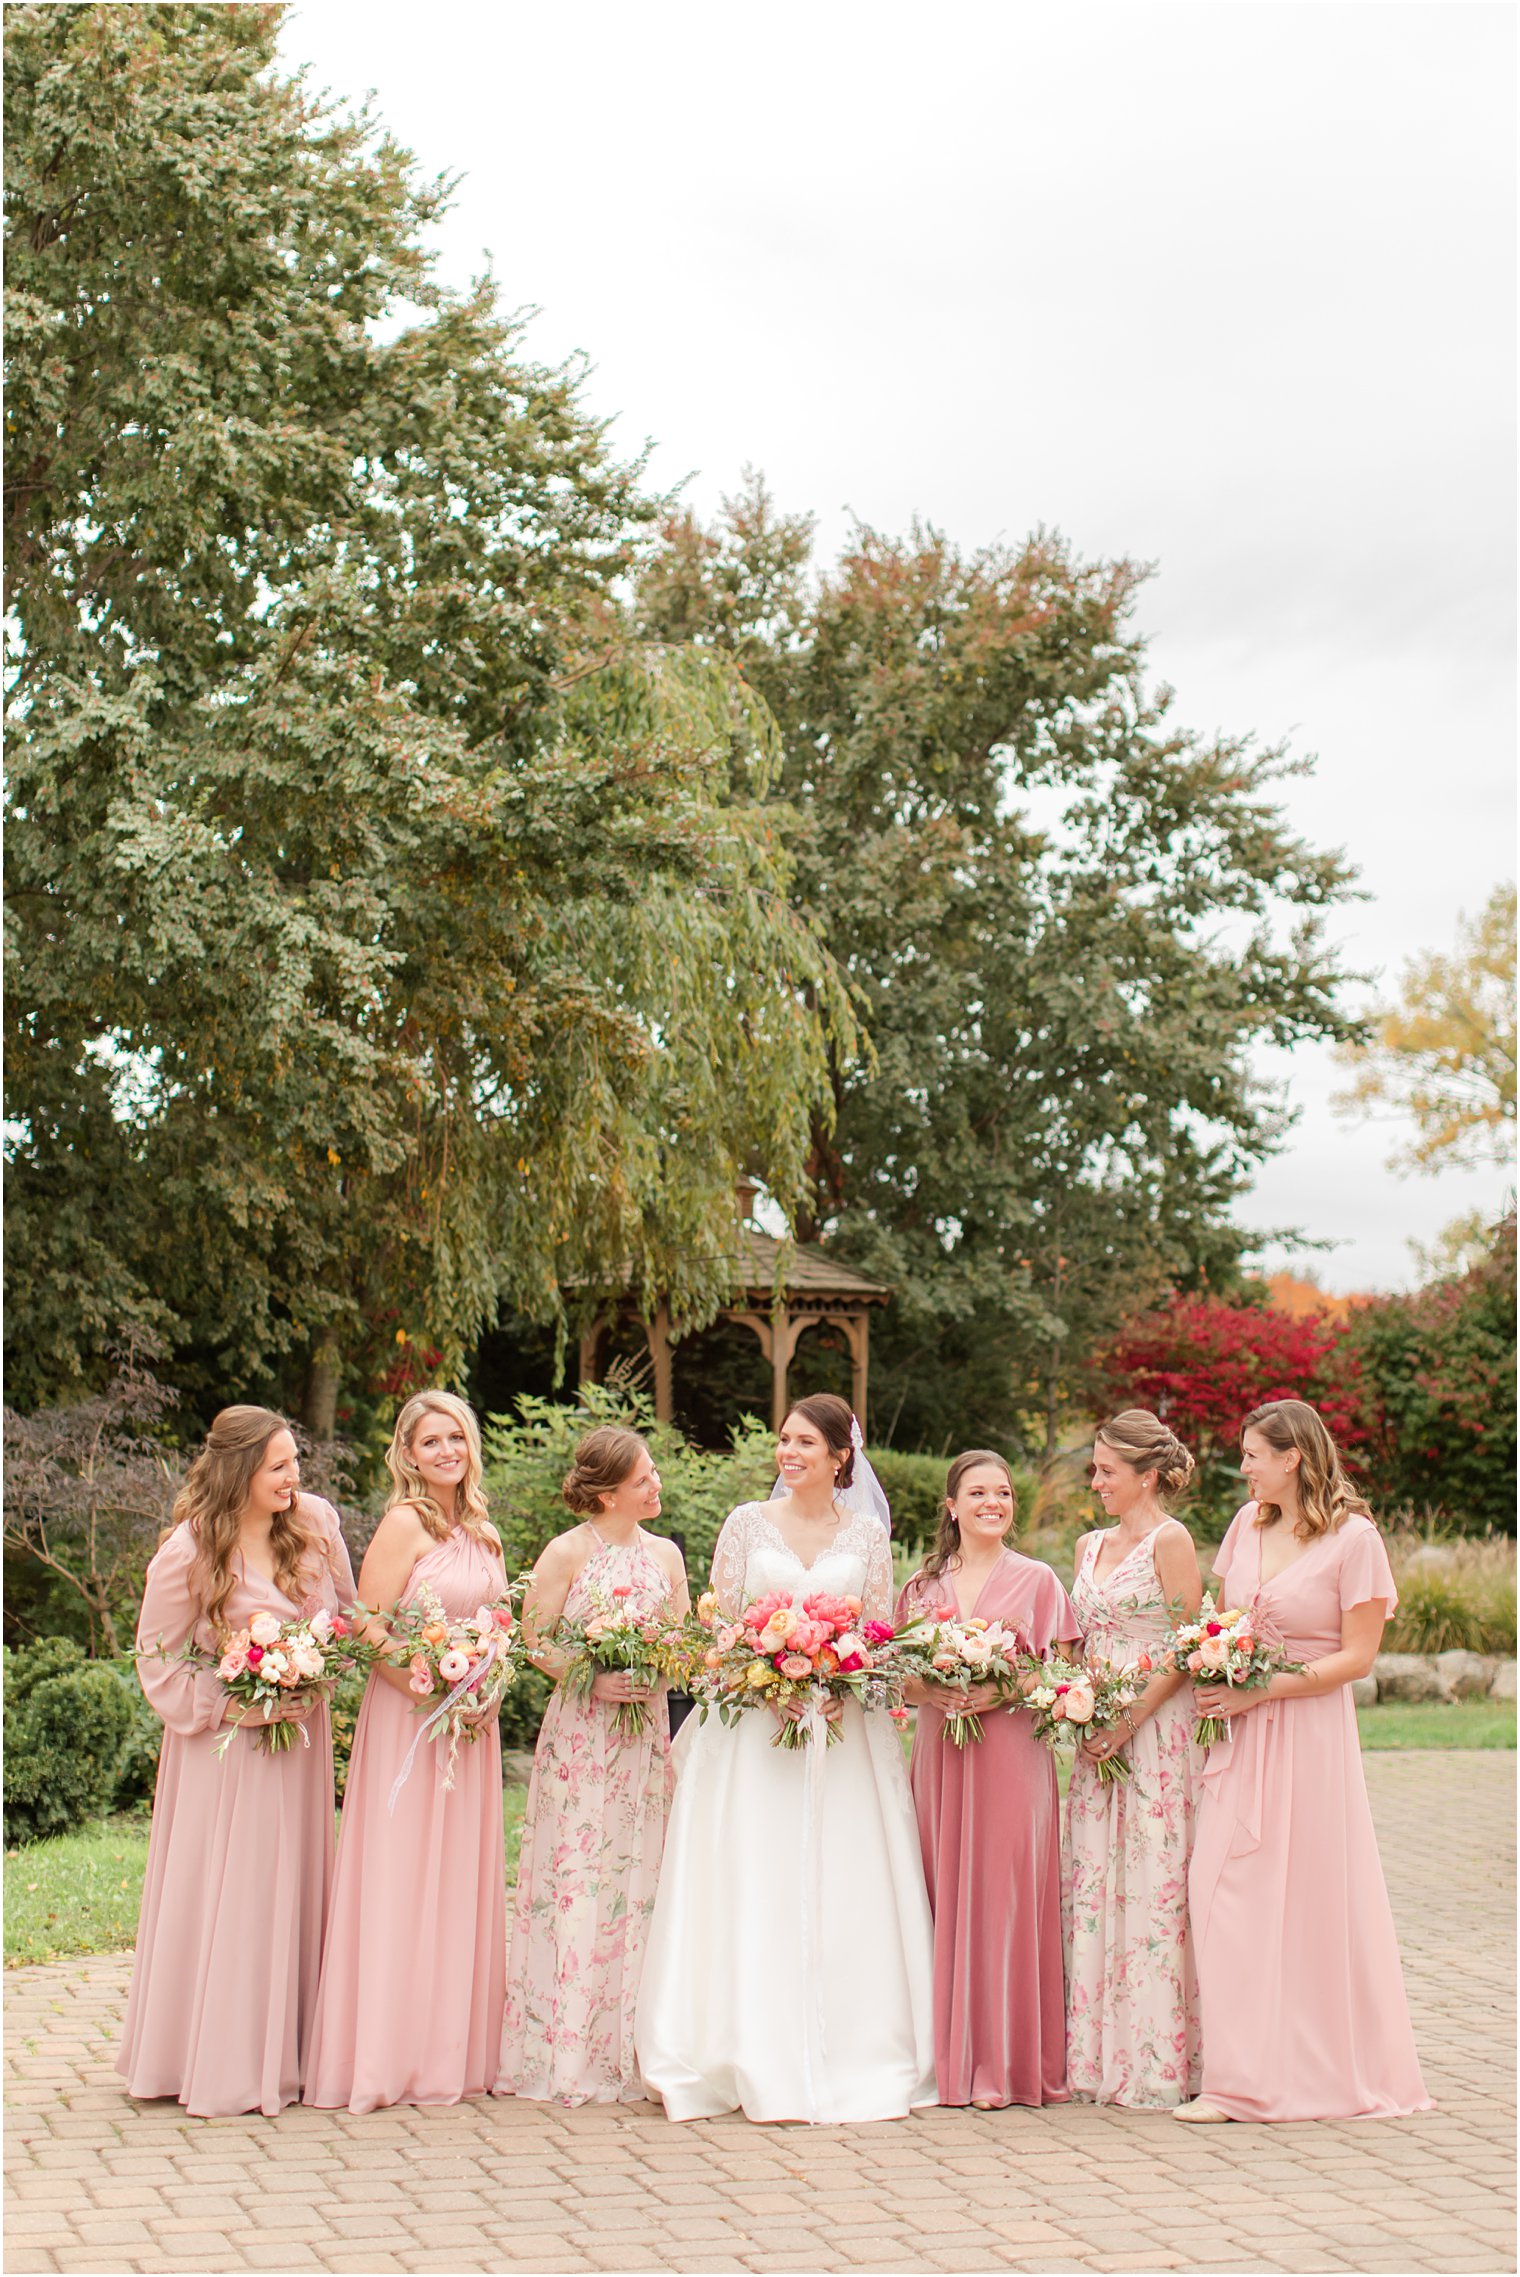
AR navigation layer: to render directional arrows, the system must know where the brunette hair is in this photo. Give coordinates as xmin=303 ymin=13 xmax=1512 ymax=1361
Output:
xmin=171 ymin=1406 xmax=323 ymax=1638
xmin=563 ymin=1425 xmax=650 ymax=1517
xmin=1094 ymin=1409 xmax=1195 ymax=1502
xmin=781 ymin=1393 xmax=856 ymax=1488
xmin=1242 ymin=1399 xmax=1371 ymax=1541
xmin=920 ymin=1449 xmax=1017 ymax=1586
xmin=385 ymin=1392 xmax=492 ymax=1542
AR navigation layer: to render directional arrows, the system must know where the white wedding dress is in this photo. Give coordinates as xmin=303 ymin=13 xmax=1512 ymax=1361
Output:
xmin=635 ymin=1501 xmax=938 ymax=2123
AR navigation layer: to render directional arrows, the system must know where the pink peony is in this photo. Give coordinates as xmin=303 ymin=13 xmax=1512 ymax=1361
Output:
xmin=835 ymin=1634 xmax=866 ymax=1672
xmin=744 ymin=1592 xmax=792 ymax=1631
xmin=801 ymin=1592 xmax=855 ymax=1631
xmin=438 ymin=1649 xmax=471 ymax=1683
xmin=248 ymin=1611 xmax=283 ymax=1647
xmin=862 ymin=1620 xmax=895 ymax=1645
xmin=786 ymin=1618 xmax=832 ymax=1658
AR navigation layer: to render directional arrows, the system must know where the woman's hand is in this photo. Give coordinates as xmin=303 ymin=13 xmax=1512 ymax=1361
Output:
xmin=460 ymin=1693 xmax=501 ymax=1729
xmin=945 ymin=1681 xmax=1004 ymax=1717
xmin=1193 ymin=1683 xmax=1267 ymax=1719
xmin=591 ymin=1670 xmax=655 ymax=1706
xmin=251 ymin=1691 xmax=319 ymax=1726
xmin=1080 ymin=1718 xmax=1132 ymax=1765
xmin=771 ymin=1693 xmax=842 ymax=1726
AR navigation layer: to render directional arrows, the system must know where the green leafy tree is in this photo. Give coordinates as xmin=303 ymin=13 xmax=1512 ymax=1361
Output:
xmin=5 ymin=7 xmax=851 ymax=1427
xmin=639 ymin=478 xmax=1358 ymax=1454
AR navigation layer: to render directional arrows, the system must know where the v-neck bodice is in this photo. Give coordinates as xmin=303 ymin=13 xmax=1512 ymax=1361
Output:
xmin=1072 ymin=1527 xmax=1174 ymax=1658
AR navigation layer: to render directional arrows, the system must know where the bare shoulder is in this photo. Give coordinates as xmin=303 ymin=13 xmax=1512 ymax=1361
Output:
xmin=534 ymin=1525 xmax=589 ymax=1577
xmin=370 ymin=1502 xmax=433 ymax=1552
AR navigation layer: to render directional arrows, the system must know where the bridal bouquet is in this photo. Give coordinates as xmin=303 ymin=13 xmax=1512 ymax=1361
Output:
xmin=553 ymin=1588 xmax=686 ymax=1739
xmin=1160 ymin=1597 xmax=1301 ymax=1748
xmin=144 ymin=1607 xmax=368 ymax=1757
xmin=685 ymin=1588 xmax=899 ymax=1749
xmin=1021 ymin=1650 xmax=1146 ymax=1785
xmin=384 ymin=1586 xmax=522 ymax=1790
xmin=887 ymin=1613 xmax=1025 ymax=1745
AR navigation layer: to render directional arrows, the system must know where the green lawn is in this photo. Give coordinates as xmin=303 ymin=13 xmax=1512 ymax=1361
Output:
xmin=1358 ymin=1698 xmax=1515 ymax=1749
xmin=6 ymin=1787 xmax=530 ymax=1969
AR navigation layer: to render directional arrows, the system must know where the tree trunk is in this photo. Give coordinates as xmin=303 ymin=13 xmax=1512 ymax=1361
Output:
xmin=306 ymin=1338 xmax=341 ymax=1440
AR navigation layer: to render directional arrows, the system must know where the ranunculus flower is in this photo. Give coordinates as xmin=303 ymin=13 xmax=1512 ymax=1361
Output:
xmin=246 ymin=1643 xmax=264 ymax=1668
xmin=758 ymin=1609 xmax=798 ymax=1651
xmin=438 ymin=1649 xmax=471 ymax=1683
xmin=248 ymin=1612 xmax=283 ymax=1647
xmin=1062 ymin=1681 xmax=1096 ymax=1723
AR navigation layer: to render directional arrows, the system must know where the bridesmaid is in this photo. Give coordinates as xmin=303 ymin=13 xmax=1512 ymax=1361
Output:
xmin=897 ymin=1449 xmax=1081 ymax=2109
xmin=119 ymin=1408 xmax=355 ymax=2116
xmin=1178 ymin=1398 xmax=1433 ymax=2123
xmin=304 ymin=1392 xmax=509 ymax=2113
xmin=496 ymin=1425 xmax=687 ymax=2105
xmin=1063 ymin=1409 xmax=1204 ymax=2108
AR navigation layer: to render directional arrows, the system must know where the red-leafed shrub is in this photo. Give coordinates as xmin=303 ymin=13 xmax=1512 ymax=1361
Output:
xmin=1093 ymin=1293 xmax=1368 ymax=1519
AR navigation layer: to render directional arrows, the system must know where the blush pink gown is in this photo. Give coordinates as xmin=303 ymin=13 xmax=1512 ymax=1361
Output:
xmin=303 ymin=1524 xmax=508 ymax=2113
xmin=117 ymin=1497 xmax=356 ymax=2116
xmin=496 ymin=1532 xmax=676 ymax=2105
xmin=1189 ymin=1505 xmax=1433 ymax=2121
xmin=898 ymin=1551 xmax=1081 ymax=2109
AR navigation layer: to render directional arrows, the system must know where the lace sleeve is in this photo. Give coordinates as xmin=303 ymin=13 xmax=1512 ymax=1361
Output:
xmin=709 ymin=1503 xmax=762 ymax=1618
xmin=862 ymin=1522 xmax=895 ymax=1626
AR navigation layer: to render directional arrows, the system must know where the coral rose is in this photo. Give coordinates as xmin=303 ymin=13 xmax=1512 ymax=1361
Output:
xmin=778 ymin=1653 xmax=813 ymax=1679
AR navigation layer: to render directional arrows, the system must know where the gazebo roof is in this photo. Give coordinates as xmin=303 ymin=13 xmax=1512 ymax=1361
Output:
xmin=731 ymin=1229 xmax=891 ymax=1306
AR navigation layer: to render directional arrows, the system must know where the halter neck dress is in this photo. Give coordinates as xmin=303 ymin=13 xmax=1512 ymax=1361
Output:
xmin=304 ymin=1522 xmax=508 ymax=2113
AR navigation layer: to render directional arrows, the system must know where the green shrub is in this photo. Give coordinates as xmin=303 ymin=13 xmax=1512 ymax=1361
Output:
xmin=107 ymin=1656 xmax=164 ymax=1812
xmin=1386 ymin=1531 xmax=1516 ymax=1655
xmin=4 ymin=1637 xmax=134 ymax=1844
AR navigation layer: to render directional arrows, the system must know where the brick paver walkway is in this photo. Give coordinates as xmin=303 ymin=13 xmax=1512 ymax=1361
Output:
xmin=5 ymin=1753 xmax=1514 ymax=2277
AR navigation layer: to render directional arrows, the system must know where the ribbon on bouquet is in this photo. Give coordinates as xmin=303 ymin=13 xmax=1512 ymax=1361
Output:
xmin=386 ymin=1635 xmax=502 ymax=1816
xmin=797 ymin=1689 xmax=831 ymax=2118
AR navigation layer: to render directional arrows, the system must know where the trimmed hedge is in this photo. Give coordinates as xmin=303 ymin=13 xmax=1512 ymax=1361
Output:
xmin=3 ymin=1639 xmax=134 ymax=1845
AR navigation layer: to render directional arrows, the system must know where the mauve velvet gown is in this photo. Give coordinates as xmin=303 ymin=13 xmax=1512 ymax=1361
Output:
xmin=117 ymin=1497 xmax=356 ymax=2117
xmin=898 ymin=1551 xmax=1082 ymax=2108
xmin=1189 ymin=1505 xmax=1433 ymax=2121
xmin=303 ymin=1524 xmax=508 ymax=2113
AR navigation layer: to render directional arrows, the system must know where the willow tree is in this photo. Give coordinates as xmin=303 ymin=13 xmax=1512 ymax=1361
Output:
xmin=5 ymin=6 xmax=851 ymax=1426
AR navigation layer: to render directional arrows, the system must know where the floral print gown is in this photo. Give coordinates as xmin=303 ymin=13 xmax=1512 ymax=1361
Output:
xmin=496 ymin=1531 xmax=676 ymax=2105
xmin=1062 ymin=1526 xmax=1202 ymax=2108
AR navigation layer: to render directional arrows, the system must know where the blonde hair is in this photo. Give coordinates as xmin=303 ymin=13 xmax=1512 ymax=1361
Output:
xmin=171 ymin=1406 xmax=323 ymax=1638
xmin=1095 ymin=1409 xmax=1195 ymax=1502
xmin=385 ymin=1392 xmax=491 ymax=1542
xmin=562 ymin=1425 xmax=650 ymax=1516
xmin=1242 ymin=1399 xmax=1370 ymax=1541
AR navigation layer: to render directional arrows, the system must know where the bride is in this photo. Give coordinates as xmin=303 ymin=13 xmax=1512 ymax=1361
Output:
xmin=636 ymin=1393 xmax=937 ymax=2123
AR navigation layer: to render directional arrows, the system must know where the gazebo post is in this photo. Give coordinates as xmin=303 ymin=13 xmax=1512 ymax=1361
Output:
xmin=577 ymin=1316 xmax=606 ymax=1389
xmin=643 ymin=1303 xmax=674 ymax=1424
xmin=841 ymin=1311 xmax=869 ymax=1440
xmin=771 ymin=1309 xmax=792 ymax=1433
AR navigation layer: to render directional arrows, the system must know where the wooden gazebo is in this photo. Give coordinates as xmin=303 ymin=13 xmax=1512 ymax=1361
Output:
xmin=576 ymin=1192 xmax=892 ymax=1434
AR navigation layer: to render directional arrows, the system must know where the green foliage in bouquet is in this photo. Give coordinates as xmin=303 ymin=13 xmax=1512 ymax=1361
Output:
xmin=3 ymin=1638 xmax=133 ymax=1845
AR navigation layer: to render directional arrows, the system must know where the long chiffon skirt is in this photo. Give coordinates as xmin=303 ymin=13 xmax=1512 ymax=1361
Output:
xmin=118 ymin=1715 xmax=335 ymax=2117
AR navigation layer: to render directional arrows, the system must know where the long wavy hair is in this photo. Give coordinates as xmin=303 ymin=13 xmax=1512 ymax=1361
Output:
xmin=1243 ymin=1399 xmax=1371 ymax=1541
xmin=385 ymin=1391 xmax=492 ymax=1542
xmin=171 ymin=1406 xmax=323 ymax=1638
xmin=919 ymin=1449 xmax=1017 ymax=1588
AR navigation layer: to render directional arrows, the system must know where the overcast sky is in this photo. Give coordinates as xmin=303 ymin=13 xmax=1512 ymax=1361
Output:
xmin=283 ymin=0 xmax=1516 ymax=1292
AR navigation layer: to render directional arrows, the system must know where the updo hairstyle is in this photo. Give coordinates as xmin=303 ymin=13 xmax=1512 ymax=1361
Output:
xmin=781 ymin=1393 xmax=856 ymax=1488
xmin=1094 ymin=1409 xmax=1195 ymax=1501
xmin=563 ymin=1425 xmax=650 ymax=1517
